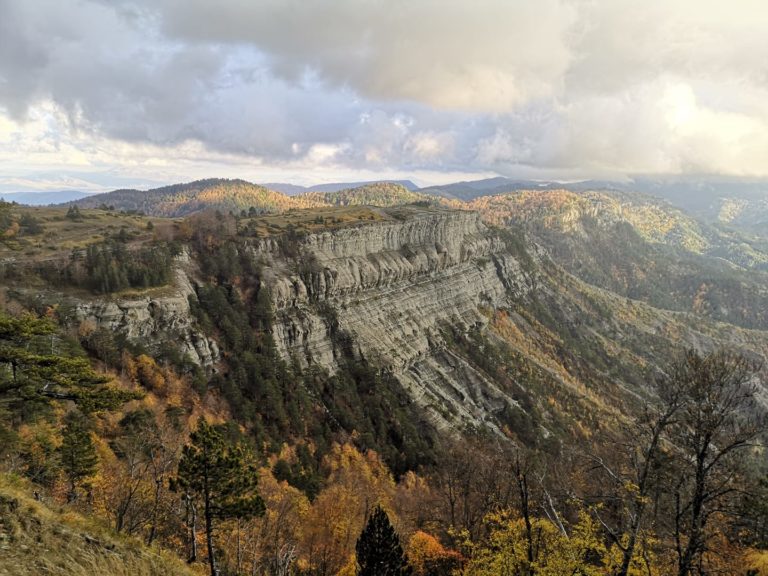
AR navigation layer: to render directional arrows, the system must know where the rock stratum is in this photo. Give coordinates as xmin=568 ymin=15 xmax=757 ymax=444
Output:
xmin=58 ymin=202 xmax=768 ymax=444
xmin=258 ymin=206 xmax=532 ymax=433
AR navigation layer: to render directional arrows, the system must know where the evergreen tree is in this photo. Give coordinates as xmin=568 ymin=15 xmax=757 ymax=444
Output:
xmin=170 ymin=418 xmax=265 ymax=576
xmin=59 ymin=411 xmax=98 ymax=502
xmin=356 ymin=505 xmax=412 ymax=576
xmin=66 ymin=204 xmax=83 ymax=221
xmin=0 ymin=311 xmax=138 ymax=416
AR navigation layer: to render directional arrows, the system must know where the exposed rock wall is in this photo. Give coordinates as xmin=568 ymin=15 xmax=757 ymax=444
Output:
xmin=252 ymin=206 xmax=534 ymax=432
xmin=74 ymin=261 xmax=219 ymax=368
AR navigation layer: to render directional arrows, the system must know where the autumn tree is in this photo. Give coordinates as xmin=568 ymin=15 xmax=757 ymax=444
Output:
xmin=464 ymin=511 xmax=607 ymax=576
xmin=659 ymin=349 xmax=765 ymax=576
xmin=300 ymin=443 xmax=396 ymax=576
xmin=356 ymin=505 xmax=412 ymax=576
xmin=171 ymin=418 xmax=265 ymax=576
xmin=585 ymin=391 xmax=682 ymax=576
xmin=102 ymin=407 xmax=182 ymax=543
xmin=407 ymin=531 xmax=462 ymax=576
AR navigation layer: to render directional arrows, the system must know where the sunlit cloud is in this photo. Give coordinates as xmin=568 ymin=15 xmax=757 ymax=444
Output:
xmin=2 ymin=0 xmax=768 ymax=191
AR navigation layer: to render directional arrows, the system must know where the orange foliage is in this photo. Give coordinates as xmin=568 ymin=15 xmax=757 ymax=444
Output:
xmin=407 ymin=531 xmax=464 ymax=576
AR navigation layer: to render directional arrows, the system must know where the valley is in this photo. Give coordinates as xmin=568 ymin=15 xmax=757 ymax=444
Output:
xmin=0 ymin=181 xmax=767 ymax=575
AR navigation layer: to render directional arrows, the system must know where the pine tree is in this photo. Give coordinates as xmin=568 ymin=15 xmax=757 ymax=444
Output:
xmin=356 ymin=505 xmax=412 ymax=576
xmin=170 ymin=418 xmax=265 ymax=576
xmin=66 ymin=204 xmax=83 ymax=221
xmin=59 ymin=411 xmax=98 ymax=503
xmin=0 ymin=311 xmax=138 ymax=415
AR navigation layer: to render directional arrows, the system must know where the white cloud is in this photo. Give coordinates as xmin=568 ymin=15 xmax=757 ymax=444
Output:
xmin=2 ymin=0 xmax=768 ymax=188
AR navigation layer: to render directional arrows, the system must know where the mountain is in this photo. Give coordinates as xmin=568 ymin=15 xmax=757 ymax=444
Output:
xmin=67 ymin=178 xmax=426 ymax=216
xmin=422 ymin=177 xmax=768 ymax=241
xmin=263 ymin=179 xmax=419 ymax=195
xmin=2 ymin=184 xmax=766 ymax=574
xmin=0 ymin=190 xmax=93 ymax=205
xmin=449 ymin=188 xmax=768 ymax=328
xmin=420 ymin=177 xmax=552 ymax=201
xmin=6 ymin=197 xmax=766 ymax=442
xmin=306 ymin=182 xmax=430 ymax=207
xmin=69 ymin=178 xmax=325 ymax=216
xmin=259 ymin=182 xmax=308 ymax=195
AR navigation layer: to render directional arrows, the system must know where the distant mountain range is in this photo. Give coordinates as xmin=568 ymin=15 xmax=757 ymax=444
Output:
xmin=68 ymin=178 xmax=426 ymax=217
xmin=8 ymin=175 xmax=768 ymax=237
xmin=0 ymin=190 xmax=93 ymax=205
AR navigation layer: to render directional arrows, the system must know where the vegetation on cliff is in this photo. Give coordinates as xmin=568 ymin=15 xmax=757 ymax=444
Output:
xmin=0 ymin=195 xmax=766 ymax=575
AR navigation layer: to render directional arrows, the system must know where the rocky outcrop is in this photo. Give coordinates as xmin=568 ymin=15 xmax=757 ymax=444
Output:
xmin=73 ymin=261 xmax=219 ymax=368
xmin=251 ymin=206 xmax=535 ymax=432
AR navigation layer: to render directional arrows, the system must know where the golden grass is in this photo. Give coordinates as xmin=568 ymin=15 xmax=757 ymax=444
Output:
xmin=1 ymin=206 xmax=171 ymax=263
xmin=0 ymin=474 xmax=201 ymax=576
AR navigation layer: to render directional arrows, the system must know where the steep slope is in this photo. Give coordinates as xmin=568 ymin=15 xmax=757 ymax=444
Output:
xmin=451 ymin=190 xmax=768 ymax=329
xmin=254 ymin=205 xmax=534 ymax=435
xmin=3 ymin=201 xmax=767 ymax=458
xmin=0 ymin=475 xmax=199 ymax=576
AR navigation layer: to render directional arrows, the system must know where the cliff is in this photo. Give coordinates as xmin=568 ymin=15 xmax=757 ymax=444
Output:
xmin=249 ymin=206 xmax=535 ymax=433
xmin=71 ymin=251 xmax=220 ymax=368
xmin=17 ymin=203 xmax=765 ymax=442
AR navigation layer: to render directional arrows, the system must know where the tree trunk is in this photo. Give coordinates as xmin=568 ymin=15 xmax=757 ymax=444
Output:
xmin=204 ymin=481 xmax=218 ymax=576
xmin=146 ymin=478 xmax=162 ymax=546
xmin=516 ymin=468 xmax=534 ymax=575
xmin=236 ymin=519 xmax=242 ymax=575
xmin=187 ymin=494 xmax=198 ymax=563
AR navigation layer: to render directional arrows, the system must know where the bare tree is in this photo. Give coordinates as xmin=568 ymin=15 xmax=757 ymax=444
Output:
xmin=660 ymin=350 xmax=765 ymax=576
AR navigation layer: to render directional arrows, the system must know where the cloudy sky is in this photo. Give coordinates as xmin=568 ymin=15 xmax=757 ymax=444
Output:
xmin=2 ymin=0 xmax=768 ymax=192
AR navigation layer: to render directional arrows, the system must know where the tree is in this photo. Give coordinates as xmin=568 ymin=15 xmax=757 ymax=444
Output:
xmin=0 ymin=311 xmax=138 ymax=416
xmin=355 ymin=505 xmax=412 ymax=576
xmin=59 ymin=410 xmax=98 ymax=503
xmin=660 ymin=349 xmax=765 ymax=576
xmin=463 ymin=511 xmax=608 ymax=576
xmin=19 ymin=213 xmax=43 ymax=235
xmin=407 ymin=531 xmax=463 ymax=576
xmin=170 ymin=418 xmax=265 ymax=576
xmin=66 ymin=205 xmax=83 ymax=221
xmin=586 ymin=392 xmax=681 ymax=576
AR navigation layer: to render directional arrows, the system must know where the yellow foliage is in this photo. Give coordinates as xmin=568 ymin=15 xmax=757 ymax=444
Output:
xmin=745 ymin=548 xmax=768 ymax=574
xmin=465 ymin=512 xmax=608 ymax=576
xmin=336 ymin=554 xmax=357 ymax=576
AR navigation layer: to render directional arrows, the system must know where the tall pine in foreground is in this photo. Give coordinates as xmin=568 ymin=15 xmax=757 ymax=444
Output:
xmin=356 ymin=505 xmax=412 ymax=576
xmin=59 ymin=411 xmax=98 ymax=503
xmin=170 ymin=418 xmax=265 ymax=576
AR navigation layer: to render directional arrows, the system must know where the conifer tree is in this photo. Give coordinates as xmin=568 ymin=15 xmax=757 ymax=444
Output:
xmin=0 ymin=311 xmax=138 ymax=415
xmin=171 ymin=418 xmax=265 ymax=576
xmin=356 ymin=505 xmax=412 ymax=576
xmin=59 ymin=411 xmax=98 ymax=503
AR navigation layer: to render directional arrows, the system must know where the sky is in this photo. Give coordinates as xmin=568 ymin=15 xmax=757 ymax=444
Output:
xmin=2 ymin=0 xmax=768 ymax=193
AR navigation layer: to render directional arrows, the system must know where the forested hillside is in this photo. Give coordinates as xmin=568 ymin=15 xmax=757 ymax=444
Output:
xmin=0 ymin=190 xmax=766 ymax=576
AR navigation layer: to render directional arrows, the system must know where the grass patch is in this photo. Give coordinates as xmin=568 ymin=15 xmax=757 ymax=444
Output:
xmin=0 ymin=473 xmax=201 ymax=576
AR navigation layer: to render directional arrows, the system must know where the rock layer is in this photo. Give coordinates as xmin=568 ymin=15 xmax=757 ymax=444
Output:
xmin=74 ymin=264 xmax=219 ymax=368
xmin=253 ymin=206 xmax=534 ymax=432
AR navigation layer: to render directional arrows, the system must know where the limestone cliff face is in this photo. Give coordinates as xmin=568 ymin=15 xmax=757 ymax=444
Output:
xmin=73 ymin=254 xmax=219 ymax=368
xmin=251 ymin=206 xmax=535 ymax=433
